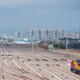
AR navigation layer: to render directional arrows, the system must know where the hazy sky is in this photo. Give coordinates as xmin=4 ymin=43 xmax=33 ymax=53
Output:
xmin=0 ymin=0 xmax=80 ymax=33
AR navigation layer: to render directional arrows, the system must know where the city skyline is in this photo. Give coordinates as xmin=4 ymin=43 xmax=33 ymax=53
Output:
xmin=1 ymin=29 xmax=80 ymax=41
xmin=0 ymin=0 xmax=80 ymax=33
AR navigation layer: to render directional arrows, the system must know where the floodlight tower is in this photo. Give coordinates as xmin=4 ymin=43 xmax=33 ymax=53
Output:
xmin=66 ymin=37 xmax=68 ymax=51
xmin=32 ymin=32 xmax=34 ymax=54
xmin=66 ymin=37 xmax=70 ymax=58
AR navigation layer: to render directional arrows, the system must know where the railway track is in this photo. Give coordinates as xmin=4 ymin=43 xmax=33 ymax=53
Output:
xmin=0 ymin=46 xmax=32 ymax=80
xmin=41 ymin=55 xmax=80 ymax=80
xmin=0 ymin=45 xmax=49 ymax=80
xmin=0 ymin=43 xmax=80 ymax=80
xmin=4 ymin=45 xmax=62 ymax=80
xmin=9 ymin=46 xmax=80 ymax=80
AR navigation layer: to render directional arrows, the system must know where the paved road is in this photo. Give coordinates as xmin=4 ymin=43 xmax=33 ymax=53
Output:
xmin=0 ymin=43 xmax=80 ymax=80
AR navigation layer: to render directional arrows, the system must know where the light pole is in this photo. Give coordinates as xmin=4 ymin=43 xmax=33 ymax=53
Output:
xmin=66 ymin=37 xmax=68 ymax=51
xmin=66 ymin=37 xmax=70 ymax=58
xmin=32 ymin=34 xmax=34 ymax=54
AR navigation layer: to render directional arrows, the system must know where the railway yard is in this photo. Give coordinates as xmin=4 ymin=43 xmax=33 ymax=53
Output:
xmin=0 ymin=43 xmax=80 ymax=80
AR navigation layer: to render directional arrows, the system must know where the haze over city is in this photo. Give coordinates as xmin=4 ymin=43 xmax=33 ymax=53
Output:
xmin=0 ymin=0 xmax=80 ymax=80
xmin=0 ymin=0 xmax=80 ymax=33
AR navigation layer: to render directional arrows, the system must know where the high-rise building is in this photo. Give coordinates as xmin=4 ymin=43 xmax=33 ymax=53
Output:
xmin=64 ymin=32 xmax=69 ymax=38
xmin=76 ymin=32 xmax=79 ymax=39
xmin=41 ymin=30 xmax=48 ymax=41
xmin=26 ymin=30 xmax=80 ymax=40
xmin=33 ymin=30 xmax=40 ymax=40
xmin=53 ymin=30 xmax=57 ymax=40
xmin=57 ymin=29 xmax=64 ymax=39
xmin=14 ymin=32 xmax=23 ymax=40
xmin=39 ymin=30 xmax=42 ymax=40
xmin=70 ymin=32 xmax=76 ymax=39
xmin=48 ymin=30 xmax=57 ymax=40
xmin=27 ymin=30 xmax=33 ymax=40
